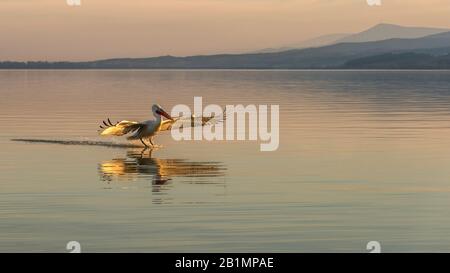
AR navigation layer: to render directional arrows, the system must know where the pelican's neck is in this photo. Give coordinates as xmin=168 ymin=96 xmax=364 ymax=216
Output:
xmin=154 ymin=112 xmax=162 ymax=124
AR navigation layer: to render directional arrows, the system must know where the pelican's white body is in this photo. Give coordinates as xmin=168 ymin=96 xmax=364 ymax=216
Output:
xmin=130 ymin=115 xmax=162 ymax=140
xmin=100 ymin=104 xmax=170 ymax=147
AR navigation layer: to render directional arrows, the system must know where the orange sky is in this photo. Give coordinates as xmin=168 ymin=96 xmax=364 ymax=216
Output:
xmin=1 ymin=0 xmax=450 ymax=61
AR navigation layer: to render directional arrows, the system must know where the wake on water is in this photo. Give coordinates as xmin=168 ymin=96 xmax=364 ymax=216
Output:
xmin=10 ymin=138 xmax=143 ymax=148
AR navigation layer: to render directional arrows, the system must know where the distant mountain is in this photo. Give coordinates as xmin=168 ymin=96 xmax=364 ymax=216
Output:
xmin=253 ymin=23 xmax=448 ymax=54
xmin=343 ymin=52 xmax=450 ymax=69
xmin=2 ymin=29 xmax=450 ymax=69
xmin=254 ymin=33 xmax=350 ymax=53
xmin=336 ymin=23 xmax=449 ymax=44
xmin=93 ymin=31 xmax=450 ymax=68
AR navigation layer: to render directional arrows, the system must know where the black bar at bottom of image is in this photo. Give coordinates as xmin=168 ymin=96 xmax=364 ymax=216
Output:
xmin=2 ymin=253 xmax=444 ymax=272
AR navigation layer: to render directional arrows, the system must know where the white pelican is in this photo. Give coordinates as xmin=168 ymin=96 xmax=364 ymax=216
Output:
xmin=99 ymin=104 xmax=223 ymax=148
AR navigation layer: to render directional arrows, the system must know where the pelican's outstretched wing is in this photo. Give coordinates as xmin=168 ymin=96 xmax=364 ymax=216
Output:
xmin=159 ymin=111 xmax=226 ymax=132
xmin=99 ymin=119 xmax=144 ymax=136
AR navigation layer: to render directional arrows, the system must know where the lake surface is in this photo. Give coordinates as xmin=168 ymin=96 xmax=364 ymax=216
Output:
xmin=1 ymin=70 xmax=450 ymax=252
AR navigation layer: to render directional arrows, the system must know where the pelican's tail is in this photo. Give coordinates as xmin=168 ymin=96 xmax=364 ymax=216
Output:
xmin=99 ymin=119 xmax=143 ymax=136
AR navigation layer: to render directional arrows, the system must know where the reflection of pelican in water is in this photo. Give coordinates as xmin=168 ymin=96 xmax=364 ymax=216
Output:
xmin=99 ymin=148 xmax=226 ymax=186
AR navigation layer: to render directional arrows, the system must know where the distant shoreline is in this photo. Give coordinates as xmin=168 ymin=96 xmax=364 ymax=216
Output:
xmin=3 ymin=24 xmax=450 ymax=70
xmin=2 ymin=68 xmax=450 ymax=71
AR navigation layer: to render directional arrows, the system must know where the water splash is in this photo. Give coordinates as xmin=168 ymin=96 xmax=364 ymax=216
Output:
xmin=10 ymin=138 xmax=143 ymax=148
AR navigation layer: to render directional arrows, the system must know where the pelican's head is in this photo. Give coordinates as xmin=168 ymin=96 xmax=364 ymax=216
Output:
xmin=152 ymin=104 xmax=173 ymax=120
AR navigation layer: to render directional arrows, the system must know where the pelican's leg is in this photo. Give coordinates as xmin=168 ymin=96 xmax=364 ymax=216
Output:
xmin=140 ymin=137 xmax=149 ymax=148
xmin=140 ymin=147 xmax=147 ymax=157
xmin=149 ymin=137 xmax=155 ymax=147
xmin=140 ymin=147 xmax=152 ymax=157
xmin=149 ymin=136 xmax=162 ymax=148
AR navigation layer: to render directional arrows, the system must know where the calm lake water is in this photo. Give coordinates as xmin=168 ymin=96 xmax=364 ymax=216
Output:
xmin=1 ymin=70 xmax=450 ymax=252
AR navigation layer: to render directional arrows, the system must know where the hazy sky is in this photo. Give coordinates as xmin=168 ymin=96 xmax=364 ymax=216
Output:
xmin=1 ymin=0 xmax=450 ymax=61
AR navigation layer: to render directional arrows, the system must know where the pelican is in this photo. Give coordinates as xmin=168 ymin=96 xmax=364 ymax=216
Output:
xmin=99 ymin=104 xmax=224 ymax=148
